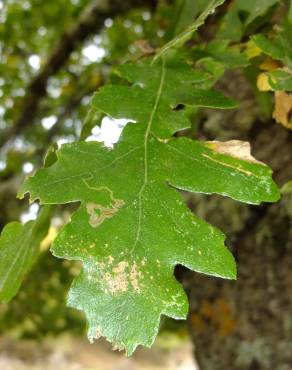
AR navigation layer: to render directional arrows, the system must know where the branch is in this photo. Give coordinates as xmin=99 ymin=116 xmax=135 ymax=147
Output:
xmin=1 ymin=0 xmax=157 ymax=148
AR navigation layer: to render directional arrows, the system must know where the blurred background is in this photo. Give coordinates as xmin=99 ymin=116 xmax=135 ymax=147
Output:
xmin=1 ymin=0 xmax=292 ymax=369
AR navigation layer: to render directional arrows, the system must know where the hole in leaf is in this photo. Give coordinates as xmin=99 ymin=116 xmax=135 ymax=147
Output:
xmin=174 ymin=104 xmax=185 ymax=111
xmin=86 ymin=116 xmax=136 ymax=147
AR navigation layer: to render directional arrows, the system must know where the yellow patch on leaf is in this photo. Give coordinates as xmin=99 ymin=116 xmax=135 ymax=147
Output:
xmin=245 ymin=40 xmax=262 ymax=59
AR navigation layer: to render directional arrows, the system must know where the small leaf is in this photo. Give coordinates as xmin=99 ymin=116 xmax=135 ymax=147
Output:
xmin=281 ymin=181 xmax=292 ymax=194
xmin=268 ymin=70 xmax=292 ymax=91
xmin=251 ymin=21 xmax=292 ymax=69
xmin=257 ymin=72 xmax=272 ymax=91
xmin=0 ymin=207 xmax=51 ymax=302
xmin=252 ymin=34 xmax=286 ymax=61
xmin=257 ymin=70 xmax=292 ymax=93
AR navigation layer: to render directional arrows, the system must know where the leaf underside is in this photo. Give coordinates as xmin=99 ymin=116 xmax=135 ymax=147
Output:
xmin=19 ymin=55 xmax=279 ymax=354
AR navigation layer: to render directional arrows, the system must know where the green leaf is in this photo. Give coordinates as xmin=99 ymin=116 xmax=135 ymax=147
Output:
xmin=153 ymin=0 xmax=225 ymax=62
xmin=190 ymin=40 xmax=249 ymax=71
xmin=19 ymin=57 xmax=279 ymax=354
xmin=243 ymin=0 xmax=279 ymax=26
xmin=219 ymin=0 xmax=279 ymax=41
xmin=0 ymin=207 xmax=51 ymax=302
xmin=94 ymin=60 xmax=237 ymax=139
xmin=251 ymin=34 xmax=286 ymax=61
xmin=251 ymin=21 xmax=292 ymax=69
xmin=166 ymin=0 xmax=211 ymax=40
xmin=267 ymin=69 xmax=292 ymax=91
xmin=251 ymin=20 xmax=292 ymax=92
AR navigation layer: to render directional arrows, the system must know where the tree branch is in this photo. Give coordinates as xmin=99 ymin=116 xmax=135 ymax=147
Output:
xmin=1 ymin=0 xmax=157 ymax=148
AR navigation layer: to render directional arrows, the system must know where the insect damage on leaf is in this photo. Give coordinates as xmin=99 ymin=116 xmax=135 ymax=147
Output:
xmin=94 ymin=258 xmax=142 ymax=295
xmin=86 ymin=200 xmax=124 ymax=228
xmin=82 ymin=180 xmax=125 ymax=228
xmin=19 ymin=53 xmax=280 ymax=355
xmin=206 ymin=140 xmax=264 ymax=165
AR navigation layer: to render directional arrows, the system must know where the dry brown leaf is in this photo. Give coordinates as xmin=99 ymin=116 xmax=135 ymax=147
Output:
xmin=259 ymin=57 xmax=281 ymax=71
xmin=273 ymin=91 xmax=292 ymax=130
xmin=134 ymin=39 xmax=155 ymax=55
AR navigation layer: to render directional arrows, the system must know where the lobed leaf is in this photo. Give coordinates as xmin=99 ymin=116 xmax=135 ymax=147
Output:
xmin=19 ymin=56 xmax=279 ymax=354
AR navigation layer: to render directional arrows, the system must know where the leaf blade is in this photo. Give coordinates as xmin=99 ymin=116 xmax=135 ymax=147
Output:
xmin=20 ymin=55 xmax=279 ymax=354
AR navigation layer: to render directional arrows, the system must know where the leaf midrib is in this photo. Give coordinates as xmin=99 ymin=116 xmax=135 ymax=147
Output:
xmin=131 ymin=57 xmax=166 ymax=251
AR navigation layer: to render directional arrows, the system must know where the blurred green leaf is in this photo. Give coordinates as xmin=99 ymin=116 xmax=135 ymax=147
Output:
xmin=281 ymin=181 xmax=292 ymax=194
xmin=0 ymin=207 xmax=51 ymax=302
xmin=154 ymin=0 xmax=225 ymax=62
xmin=219 ymin=0 xmax=279 ymax=41
xmin=268 ymin=69 xmax=292 ymax=91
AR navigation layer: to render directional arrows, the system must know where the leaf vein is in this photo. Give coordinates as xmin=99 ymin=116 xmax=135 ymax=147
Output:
xmin=132 ymin=57 xmax=166 ymax=252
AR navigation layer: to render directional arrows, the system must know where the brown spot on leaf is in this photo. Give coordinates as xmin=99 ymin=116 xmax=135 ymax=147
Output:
xmin=130 ymin=262 xmax=141 ymax=292
xmin=206 ymin=140 xmax=264 ymax=165
xmin=104 ymin=261 xmax=129 ymax=294
xmin=98 ymin=260 xmax=142 ymax=295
